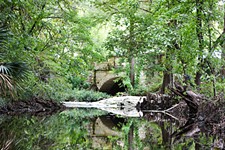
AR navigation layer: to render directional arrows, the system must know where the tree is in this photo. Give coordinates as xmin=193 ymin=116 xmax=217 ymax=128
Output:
xmin=194 ymin=0 xmax=204 ymax=87
xmin=0 ymin=0 xmax=106 ymax=98
xmin=94 ymin=0 xmax=154 ymax=89
xmin=221 ymin=2 xmax=225 ymax=79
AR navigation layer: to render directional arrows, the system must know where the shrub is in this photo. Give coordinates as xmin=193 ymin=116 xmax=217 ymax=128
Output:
xmin=66 ymin=89 xmax=110 ymax=102
xmin=68 ymin=76 xmax=90 ymax=90
xmin=15 ymin=73 xmax=110 ymax=102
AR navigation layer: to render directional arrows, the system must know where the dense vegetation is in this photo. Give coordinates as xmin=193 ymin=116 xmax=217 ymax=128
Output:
xmin=0 ymin=0 xmax=225 ymax=101
xmin=0 ymin=0 xmax=225 ymax=149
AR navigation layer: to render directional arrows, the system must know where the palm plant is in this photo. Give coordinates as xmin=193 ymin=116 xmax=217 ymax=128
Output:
xmin=0 ymin=62 xmax=29 ymax=96
xmin=0 ymin=26 xmax=29 ymax=98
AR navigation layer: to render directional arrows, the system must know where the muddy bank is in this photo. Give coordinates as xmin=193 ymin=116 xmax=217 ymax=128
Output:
xmin=0 ymin=97 xmax=65 ymax=116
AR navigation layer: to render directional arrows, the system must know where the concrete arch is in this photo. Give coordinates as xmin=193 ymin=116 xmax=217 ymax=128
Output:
xmin=98 ymin=76 xmax=126 ymax=95
xmin=93 ymin=115 xmax=124 ymax=137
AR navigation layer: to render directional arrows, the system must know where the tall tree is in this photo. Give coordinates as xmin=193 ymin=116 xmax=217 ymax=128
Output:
xmin=221 ymin=3 xmax=225 ymax=79
xmin=95 ymin=0 xmax=152 ymax=88
xmin=0 ymin=0 xmax=104 ymax=83
xmin=195 ymin=0 xmax=204 ymax=87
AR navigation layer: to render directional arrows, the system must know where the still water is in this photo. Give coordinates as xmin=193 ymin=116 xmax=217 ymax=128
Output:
xmin=0 ymin=107 xmax=220 ymax=150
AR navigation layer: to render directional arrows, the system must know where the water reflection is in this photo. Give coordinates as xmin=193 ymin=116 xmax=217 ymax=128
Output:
xmin=0 ymin=108 xmax=223 ymax=149
xmin=0 ymin=109 xmax=106 ymax=150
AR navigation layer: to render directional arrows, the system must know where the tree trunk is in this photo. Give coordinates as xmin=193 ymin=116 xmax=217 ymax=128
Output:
xmin=207 ymin=1 xmax=216 ymax=97
xmin=160 ymin=3 xmax=178 ymax=94
xmin=221 ymin=4 xmax=225 ymax=79
xmin=222 ymin=53 xmax=225 ymax=78
xmin=195 ymin=71 xmax=201 ymax=87
xmin=195 ymin=0 xmax=204 ymax=88
xmin=130 ymin=57 xmax=135 ymax=87
xmin=128 ymin=123 xmax=134 ymax=150
xmin=160 ymin=122 xmax=171 ymax=149
xmin=129 ymin=16 xmax=135 ymax=88
xmin=160 ymin=70 xmax=172 ymax=94
xmin=160 ymin=46 xmax=173 ymax=94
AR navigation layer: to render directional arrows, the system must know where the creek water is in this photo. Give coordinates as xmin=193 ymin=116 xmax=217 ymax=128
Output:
xmin=0 ymin=106 xmax=221 ymax=150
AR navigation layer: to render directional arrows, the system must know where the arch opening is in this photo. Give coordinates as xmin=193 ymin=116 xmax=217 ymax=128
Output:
xmin=99 ymin=77 xmax=126 ymax=96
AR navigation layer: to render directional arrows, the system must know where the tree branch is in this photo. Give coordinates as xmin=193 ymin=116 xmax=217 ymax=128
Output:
xmin=211 ymin=31 xmax=225 ymax=51
xmin=139 ymin=7 xmax=151 ymax=13
xmin=29 ymin=3 xmax=46 ymax=35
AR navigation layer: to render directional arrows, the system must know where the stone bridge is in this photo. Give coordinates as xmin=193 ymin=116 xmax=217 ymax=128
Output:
xmin=89 ymin=57 xmax=146 ymax=95
xmin=91 ymin=57 xmax=126 ymax=95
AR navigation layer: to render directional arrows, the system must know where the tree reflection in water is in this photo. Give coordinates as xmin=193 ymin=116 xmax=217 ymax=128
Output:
xmin=0 ymin=108 xmax=223 ymax=150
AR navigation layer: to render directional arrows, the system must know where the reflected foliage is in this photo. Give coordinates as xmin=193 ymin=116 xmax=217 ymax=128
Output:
xmin=0 ymin=108 xmax=220 ymax=150
xmin=0 ymin=109 xmax=106 ymax=150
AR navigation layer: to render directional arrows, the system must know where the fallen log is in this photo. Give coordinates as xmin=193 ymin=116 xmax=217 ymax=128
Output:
xmin=64 ymin=96 xmax=145 ymax=117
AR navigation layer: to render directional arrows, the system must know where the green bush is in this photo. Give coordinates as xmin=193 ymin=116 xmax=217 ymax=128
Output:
xmin=10 ymin=72 xmax=110 ymax=102
xmin=129 ymin=80 xmax=162 ymax=96
xmin=68 ymin=76 xmax=90 ymax=90
xmin=129 ymin=85 xmax=149 ymax=96
xmin=66 ymin=89 xmax=110 ymax=102
xmin=18 ymin=75 xmax=73 ymax=101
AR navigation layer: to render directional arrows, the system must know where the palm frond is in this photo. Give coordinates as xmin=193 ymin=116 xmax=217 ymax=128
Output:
xmin=0 ymin=64 xmax=11 ymax=75
xmin=0 ymin=73 xmax=12 ymax=88
xmin=0 ymin=73 xmax=14 ymax=96
xmin=0 ymin=62 xmax=29 ymax=80
xmin=0 ymin=62 xmax=29 ymax=98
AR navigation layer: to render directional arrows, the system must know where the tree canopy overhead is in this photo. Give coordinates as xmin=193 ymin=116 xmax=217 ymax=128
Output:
xmin=0 ymin=0 xmax=224 ymax=99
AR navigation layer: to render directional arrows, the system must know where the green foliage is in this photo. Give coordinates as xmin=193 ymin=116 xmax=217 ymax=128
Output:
xmin=0 ymin=0 xmax=224 ymax=101
xmin=1 ymin=0 xmax=225 ymax=149
xmin=0 ymin=0 xmax=106 ymax=101
xmin=0 ymin=26 xmax=30 ymax=98
xmin=173 ymin=139 xmax=195 ymax=150
xmin=198 ymin=133 xmax=214 ymax=148
xmin=19 ymin=74 xmax=109 ymax=102
xmin=0 ymin=109 xmax=106 ymax=150
xmin=215 ymin=81 xmax=225 ymax=94
xmin=199 ymin=76 xmax=225 ymax=97
xmin=172 ymin=134 xmax=214 ymax=150
xmin=129 ymin=85 xmax=150 ymax=96
xmin=68 ymin=76 xmax=90 ymax=90
xmin=29 ymin=77 xmax=73 ymax=101
xmin=67 ymin=89 xmax=110 ymax=102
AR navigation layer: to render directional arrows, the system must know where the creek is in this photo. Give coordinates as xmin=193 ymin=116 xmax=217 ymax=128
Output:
xmin=0 ymin=96 xmax=224 ymax=150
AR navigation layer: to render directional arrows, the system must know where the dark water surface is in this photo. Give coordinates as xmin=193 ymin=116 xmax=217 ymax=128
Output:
xmin=0 ymin=108 xmax=222 ymax=150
